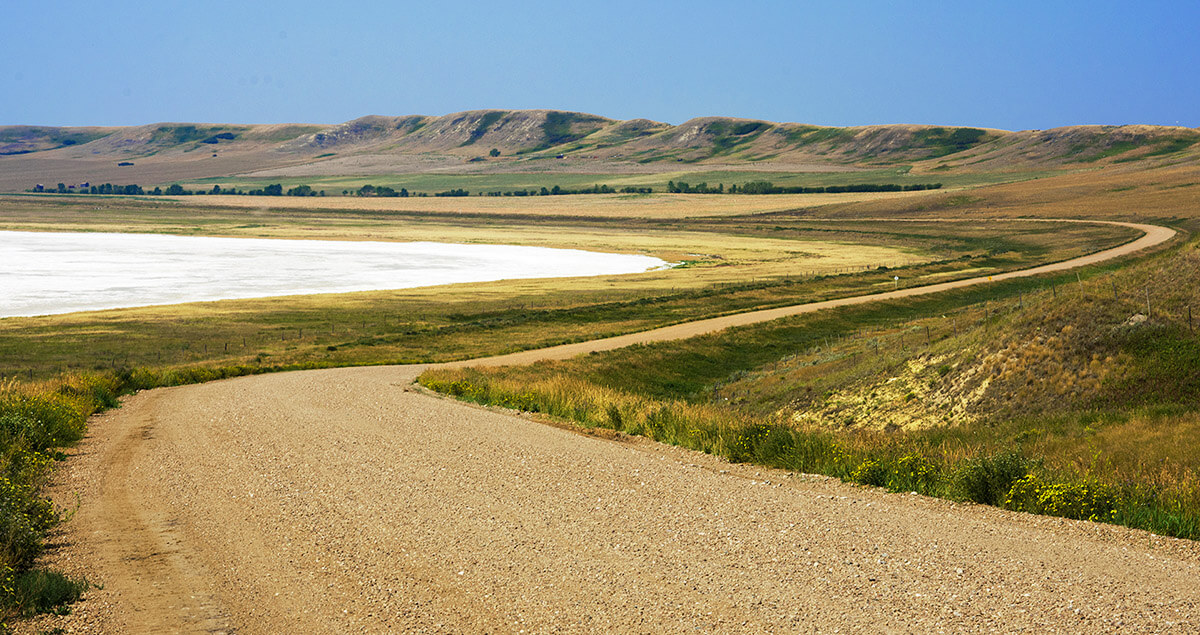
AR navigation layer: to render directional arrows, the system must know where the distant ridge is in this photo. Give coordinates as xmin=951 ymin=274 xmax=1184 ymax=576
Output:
xmin=1 ymin=110 xmax=1197 ymax=191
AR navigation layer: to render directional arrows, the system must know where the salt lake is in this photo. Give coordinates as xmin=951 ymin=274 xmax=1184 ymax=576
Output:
xmin=0 ymin=231 xmax=669 ymax=318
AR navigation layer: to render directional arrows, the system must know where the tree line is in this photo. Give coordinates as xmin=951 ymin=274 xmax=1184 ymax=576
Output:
xmin=669 ymin=180 xmax=944 ymax=194
xmin=30 ymin=180 xmax=942 ymax=198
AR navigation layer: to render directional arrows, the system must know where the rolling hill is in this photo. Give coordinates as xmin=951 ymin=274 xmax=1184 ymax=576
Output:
xmin=1 ymin=109 xmax=1197 ymax=191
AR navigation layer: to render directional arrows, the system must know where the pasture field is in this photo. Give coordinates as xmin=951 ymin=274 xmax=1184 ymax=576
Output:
xmin=174 ymin=167 xmax=1055 ymax=197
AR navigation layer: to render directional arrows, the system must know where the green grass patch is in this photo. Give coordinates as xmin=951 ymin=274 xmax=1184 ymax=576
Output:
xmin=461 ymin=111 xmax=506 ymax=146
xmin=910 ymin=127 xmax=991 ymax=158
xmin=4 ymin=569 xmax=89 ymax=618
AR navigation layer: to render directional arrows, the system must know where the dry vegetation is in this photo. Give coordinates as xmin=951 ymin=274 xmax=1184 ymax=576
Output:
xmin=0 ymin=190 xmax=1134 ymax=379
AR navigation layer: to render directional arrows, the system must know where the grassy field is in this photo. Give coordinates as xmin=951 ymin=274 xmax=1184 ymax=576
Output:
xmin=0 ymin=192 xmax=1134 ymax=379
xmin=174 ymin=167 xmax=1056 ymax=196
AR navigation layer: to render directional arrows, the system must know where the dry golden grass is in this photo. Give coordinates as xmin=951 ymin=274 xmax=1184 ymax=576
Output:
xmin=0 ymin=193 xmax=928 ymax=270
xmin=828 ymin=163 xmax=1200 ymax=222
xmin=172 ymin=190 xmax=947 ymax=219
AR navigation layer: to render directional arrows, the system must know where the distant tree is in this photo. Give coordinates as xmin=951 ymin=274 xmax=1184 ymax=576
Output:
xmin=264 ymin=183 xmax=283 ymax=196
xmin=489 ymin=148 xmax=500 ymax=157
xmin=164 ymin=184 xmax=186 ymax=195
xmin=56 ymin=183 xmax=67 ymax=193
xmin=151 ymin=186 xmax=162 ymax=195
xmin=540 ymin=186 xmax=550 ymax=196
xmin=399 ymin=187 xmax=409 ymax=197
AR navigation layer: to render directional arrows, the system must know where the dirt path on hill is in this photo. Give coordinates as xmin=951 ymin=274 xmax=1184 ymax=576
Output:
xmin=28 ymin=219 xmax=1194 ymax=633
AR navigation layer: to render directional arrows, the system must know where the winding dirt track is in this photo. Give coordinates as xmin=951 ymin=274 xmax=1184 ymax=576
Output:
xmin=38 ymin=219 xmax=1200 ymax=633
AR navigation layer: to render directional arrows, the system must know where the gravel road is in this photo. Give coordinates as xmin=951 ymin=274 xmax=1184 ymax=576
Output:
xmin=26 ymin=219 xmax=1197 ymax=633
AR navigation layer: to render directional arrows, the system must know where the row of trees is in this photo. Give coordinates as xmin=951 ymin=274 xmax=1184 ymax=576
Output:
xmin=351 ymin=184 xmax=411 ymax=197
xmin=668 ymin=180 xmax=944 ymax=194
xmin=31 ymin=180 xmax=941 ymax=199
xmin=163 ymin=183 xmax=328 ymax=196
xmin=734 ymin=181 xmax=944 ymax=194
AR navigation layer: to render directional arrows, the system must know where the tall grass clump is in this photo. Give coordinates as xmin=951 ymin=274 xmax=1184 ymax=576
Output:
xmin=0 ymin=374 xmax=117 ymax=621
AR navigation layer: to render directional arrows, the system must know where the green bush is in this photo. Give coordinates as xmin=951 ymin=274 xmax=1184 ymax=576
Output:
xmin=851 ymin=459 xmax=888 ymax=487
xmin=1004 ymin=473 xmax=1118 ymax=523
xmin=951 ymin=451 xmax=1033 ymax=506
xmin=5 ymin=569 xmax=88 ymax=617
xmin=886 ymin=454 xmax=940 ymax=492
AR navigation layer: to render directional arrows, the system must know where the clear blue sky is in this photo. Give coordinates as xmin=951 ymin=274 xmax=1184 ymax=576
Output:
xmin=4 ymin=0 xmax=1198 ymax=130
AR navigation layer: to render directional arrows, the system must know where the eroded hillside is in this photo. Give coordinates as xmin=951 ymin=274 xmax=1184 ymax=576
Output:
xmin=2 ymin=110 xmax=1197 ymax=190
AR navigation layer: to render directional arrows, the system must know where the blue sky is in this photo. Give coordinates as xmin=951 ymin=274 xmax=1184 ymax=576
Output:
xmin=3 ymin=0 xmax=1198 ymax=129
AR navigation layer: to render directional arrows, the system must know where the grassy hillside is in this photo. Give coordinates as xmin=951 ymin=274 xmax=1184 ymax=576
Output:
xmin=2 ymin=111 xmax=1197 ymax=193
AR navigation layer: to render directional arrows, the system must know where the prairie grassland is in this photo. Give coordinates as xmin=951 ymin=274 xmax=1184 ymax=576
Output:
xmin=0 ymin=190 xmax=1133 ymax=379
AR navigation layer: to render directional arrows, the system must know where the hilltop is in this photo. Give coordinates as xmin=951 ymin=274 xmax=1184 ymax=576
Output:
xmin=1 ymin=110 xmax=1198 ymax=191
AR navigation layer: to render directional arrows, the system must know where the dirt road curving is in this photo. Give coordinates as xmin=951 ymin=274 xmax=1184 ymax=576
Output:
xmin=32 ymin=219 xmax=1197 ymax=633
xmin=452 ymin=219 xmax=1175 ymax=368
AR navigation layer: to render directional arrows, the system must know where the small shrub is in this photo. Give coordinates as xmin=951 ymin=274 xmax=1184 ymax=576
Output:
xmin=887 ymin=454 xmax=939 ymax=493
xmin=606 ymin=403 xmax=623 ymax=429
xmin=5 ymin=569 xmax=88 ymax=617
xmin=1004 ymin=473 xmax=1118 ymax=523
xmin=951 ymin=451 xmax=1033 ymax=506
xmin=851 ymin=459 xmax=888 ymax=487
xmin=726 ymin=424 xmax=771 ymax=463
